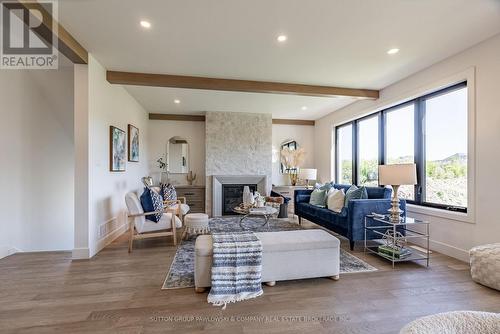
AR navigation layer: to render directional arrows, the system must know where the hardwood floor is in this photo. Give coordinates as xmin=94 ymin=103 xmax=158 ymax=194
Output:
xmin=0 ymin=220 xmax=498 ymax=334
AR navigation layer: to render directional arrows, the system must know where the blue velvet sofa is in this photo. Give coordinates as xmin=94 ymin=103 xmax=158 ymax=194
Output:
xmin=294 ymin=184 xmax=406 ymax=250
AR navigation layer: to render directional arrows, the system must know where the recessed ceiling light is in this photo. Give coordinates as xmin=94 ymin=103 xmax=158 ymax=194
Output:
xmin=277 ymin=35 xmax=287 ymax=42
xmin=174 ymin=99 xmax=181 ymax=104
xmin=301 ymin=106 xmax=308 ymax=111
xmin=387 ymin=48 xmax=400 ymax=55
xmin=140 ymin=20 xmax=151 ymax=29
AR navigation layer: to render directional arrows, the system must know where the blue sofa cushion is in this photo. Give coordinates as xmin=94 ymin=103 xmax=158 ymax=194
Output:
xmin=333 ymin=184 xmax=391 ymax=199
xmin=366 ymin=186 xmax=392 ymax=199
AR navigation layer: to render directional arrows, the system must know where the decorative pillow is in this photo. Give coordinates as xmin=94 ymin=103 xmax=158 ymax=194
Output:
xmin=327 ymin=188 xmax=345 ymax=213
xmin=161 ymin=183 xmax=177 ymax=206
xmin=344 ymin=185 xmax=368 ymax=207
xmin=309 ymin=188 xmax=327 ymax=207
xmin=140 ymin=187 xmax=164 ymax=222
xmin=315 ymin=182 xmax=333 ymax=193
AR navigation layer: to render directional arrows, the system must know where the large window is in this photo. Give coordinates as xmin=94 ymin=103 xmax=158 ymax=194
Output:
xmin=336 ymin=124 xmax=353 ymax=184
xmin=358 ymin=116 xmax=379 ymax=186
xmin=424 ymin=87 xmax=468 ymax=208
xmin=335 ymin=82 xmax=468 ymax=213
xmin=385 ymin=103 xmax=415 ymax=200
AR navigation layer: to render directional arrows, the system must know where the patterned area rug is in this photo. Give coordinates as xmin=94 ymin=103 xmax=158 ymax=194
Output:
xmin=162 ymin=216 xmax=376 ymax=289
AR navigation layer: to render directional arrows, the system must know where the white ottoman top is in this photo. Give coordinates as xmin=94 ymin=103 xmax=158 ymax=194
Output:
xmin=185 ymin=213 xmax=209 ymax=223
xmin=195 ymin=229 xmax=339 ymax=257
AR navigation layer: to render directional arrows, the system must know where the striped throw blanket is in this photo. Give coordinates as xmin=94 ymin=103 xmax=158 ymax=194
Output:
xmin=207 ymin=232 xmax=263 ymax=308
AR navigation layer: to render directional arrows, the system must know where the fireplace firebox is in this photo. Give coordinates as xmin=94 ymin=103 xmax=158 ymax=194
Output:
xmin=221 ymin=184 xmax=257 ymax=215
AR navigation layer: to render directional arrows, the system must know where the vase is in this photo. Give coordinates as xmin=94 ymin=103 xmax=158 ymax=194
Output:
xmin=289 ymin=173 xmax=298 ymax=186
xmin=242 ymin=186 xmax=251 ymax=205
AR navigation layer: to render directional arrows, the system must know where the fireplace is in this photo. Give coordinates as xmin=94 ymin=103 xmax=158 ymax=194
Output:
xmin=222 ymin=184 xmax=257 ymax=215
xmin=212 ymin=175 xmax=268 ymax=216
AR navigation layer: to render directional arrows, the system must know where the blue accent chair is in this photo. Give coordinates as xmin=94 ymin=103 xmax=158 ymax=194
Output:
xmin=294 ymin=184 xmax=406 ymax=250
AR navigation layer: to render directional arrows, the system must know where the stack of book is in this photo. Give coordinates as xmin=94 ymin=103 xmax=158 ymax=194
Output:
xmin=378 ymin=245 xmax=412 ymax=259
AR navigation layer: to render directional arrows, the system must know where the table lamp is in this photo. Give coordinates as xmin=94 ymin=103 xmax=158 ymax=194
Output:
xmin=378 ymin=164 xmax=417 ymax=223
xmin=299 ymin=168 xmax=317 ymax=188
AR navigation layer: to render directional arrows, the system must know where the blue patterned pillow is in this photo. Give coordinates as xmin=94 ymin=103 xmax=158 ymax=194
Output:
xmin=140 ymin=187 xmax=164 ymax=222
xmin=344 ymin=185 xmax=368 ymax=207
xmin=161 ymin=183 xmax=177 ymax=205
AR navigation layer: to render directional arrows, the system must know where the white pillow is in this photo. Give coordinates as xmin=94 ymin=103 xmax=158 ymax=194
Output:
xmin=327 ymin=188 xmax=345 ymax=213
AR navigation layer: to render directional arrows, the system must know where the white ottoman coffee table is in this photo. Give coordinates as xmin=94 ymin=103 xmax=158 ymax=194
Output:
xmin=470 ymin=243 xmax=500 ymax=291
xmin=194 ymin=229 xmax=340 ymax=292
xmin=182 ymin=213 xmax=210 ymax=240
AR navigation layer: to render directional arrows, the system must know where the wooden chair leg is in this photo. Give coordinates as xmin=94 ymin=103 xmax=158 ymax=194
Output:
xmin=128 ymin=221 xmax=134 ymax=253
xmin=172 ymin=214 xmax=177 ymax=246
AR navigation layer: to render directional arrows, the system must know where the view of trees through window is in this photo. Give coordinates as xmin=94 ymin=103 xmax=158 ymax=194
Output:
xmin=357 ymin=116 xmax=379 ymax=186
xmin=336 ymin=124 xmax=352 ymax=184
xmin=335 ymin=82 xmax=468 ymax=212
xmin=386 ymin=104 xmax=415 ymax=200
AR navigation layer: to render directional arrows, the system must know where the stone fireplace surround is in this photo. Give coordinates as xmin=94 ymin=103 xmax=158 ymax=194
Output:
xmin=212 ymin=175 xmax=267 ymax=217
xmin=205 ymin=111 xmax=272 ymax=216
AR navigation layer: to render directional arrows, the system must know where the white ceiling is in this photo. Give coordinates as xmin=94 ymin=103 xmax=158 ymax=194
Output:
xmin=125 ymin=86 xmax=356 ymax=119
xmin=59 ymin=0 xmax=500 ymax=119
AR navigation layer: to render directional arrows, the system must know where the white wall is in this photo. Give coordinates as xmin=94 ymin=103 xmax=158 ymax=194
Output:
xmin=148 ymin=120 xmax=205 ymax=186
xmin=147 ymin=121 xmax=315 ymax=188
xmin=74 ymin=55 xmax=150 ymax=258
xmin=272 ymin=124 xmax=315 ymax=186
xmin=0 ymin=67 xmax=74 ymax=258
xmin=315 ymin=33 xmax=500 ymax=261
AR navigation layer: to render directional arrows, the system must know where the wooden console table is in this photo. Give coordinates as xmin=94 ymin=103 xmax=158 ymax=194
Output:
xmin=175 ymin=185 xmax=206 ymax=213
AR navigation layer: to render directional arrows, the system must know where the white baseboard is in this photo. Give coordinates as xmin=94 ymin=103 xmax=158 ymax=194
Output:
xmin=72 ymin=247 xmax=90 ymax=259
xmin=93 ymin=223 xmax=128 ymax=257
xmin=429 ymin=239 xmax=470 ymax=263
xmin=412 ymin=238 xmax=469 ymax=263
xmin=0 ymin=246 xmax=21 ymax=259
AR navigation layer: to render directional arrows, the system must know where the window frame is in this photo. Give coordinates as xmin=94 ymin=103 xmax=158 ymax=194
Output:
xmin=335 ymin=81 xmax=468 ymax=213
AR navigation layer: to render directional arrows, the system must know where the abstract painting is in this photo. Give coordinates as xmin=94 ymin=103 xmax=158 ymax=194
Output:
xmin=128 ymin=124 xmax=139 ymax=162
xmin=110 ymin=126 xmax=126 ymax=172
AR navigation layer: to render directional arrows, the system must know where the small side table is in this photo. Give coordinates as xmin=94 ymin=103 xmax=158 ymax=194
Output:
xmin=364 ymin=215 xmax=430 ymax=268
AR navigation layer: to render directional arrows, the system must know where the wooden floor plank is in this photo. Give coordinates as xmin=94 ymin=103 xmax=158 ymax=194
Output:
xmin=0 ymin=219 xmax=498 ymax=334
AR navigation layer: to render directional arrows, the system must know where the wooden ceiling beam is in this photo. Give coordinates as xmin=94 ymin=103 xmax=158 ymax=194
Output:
xmin=149 ymin=114 xmax=206 ymax=122
xmin=16 ymin=0 xmax=88 ymax=64
xmin=107 ymin=71 xmax=379 ymax=99
xmin=149 ymin=114 xmax=315 ymax=125
xmin=272 ymin=119 xmax=315 ymax=126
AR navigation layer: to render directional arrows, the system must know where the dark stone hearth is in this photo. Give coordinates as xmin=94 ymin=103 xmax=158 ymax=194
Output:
xmin=222 ymin=184 xmax=257 ymax=215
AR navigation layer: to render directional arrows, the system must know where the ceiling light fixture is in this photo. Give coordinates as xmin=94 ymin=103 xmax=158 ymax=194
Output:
xmin=140 ymin=20 xmax=151 ymax=29
xmin=277 ymin=35 xmax=287 ymax=42
xmin=174 ymin=99 xmax=181 ymax=104
xmin=387 ymin=48 xmax=400 ymax=55
xmin=301 ymin=106 xmax=308 ymax=111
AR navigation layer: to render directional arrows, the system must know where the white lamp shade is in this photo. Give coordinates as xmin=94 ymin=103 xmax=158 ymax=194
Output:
xmin=378 ymin=164 xmax=417 ymax=186
xmin=299 ymin=168 xmax=317 ymax=180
